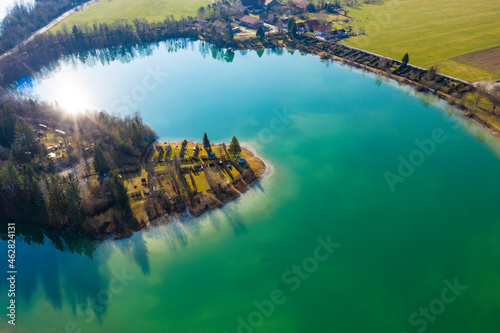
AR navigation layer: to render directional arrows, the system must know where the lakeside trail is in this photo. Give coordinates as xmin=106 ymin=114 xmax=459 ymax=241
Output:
xmin=0 ymin=0 xmax=96 ymax=61
xmin=338 ymin=43 xmax=471 ymax=85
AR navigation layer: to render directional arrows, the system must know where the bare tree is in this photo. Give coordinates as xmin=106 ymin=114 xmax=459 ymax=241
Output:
xmin=378 ymin=57 xmax=387 ymax=70
xmin=492 ymin=86 xmax=500 ymax=115
xmin=475 ymin=82 xmax=500 ymax=115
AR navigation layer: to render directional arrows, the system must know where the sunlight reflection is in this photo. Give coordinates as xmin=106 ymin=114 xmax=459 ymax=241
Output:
xmin=53 ymin=83 xmax=90 ymax=114
xmin=55 ymin=85 xmax=89 ymax=114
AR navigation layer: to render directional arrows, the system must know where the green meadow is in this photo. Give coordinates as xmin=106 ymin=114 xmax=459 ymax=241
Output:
xmin=53 ymin=0 xmax=210 ymax=31
xmin=342 ymin=0 xmax=500 ymax=82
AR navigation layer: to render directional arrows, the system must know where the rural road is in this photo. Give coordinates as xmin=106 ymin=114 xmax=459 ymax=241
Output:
xmin=0 ymin=0 xmax=96 ymax=60
xmin=264 ymin=23 xmax=278 ymax=33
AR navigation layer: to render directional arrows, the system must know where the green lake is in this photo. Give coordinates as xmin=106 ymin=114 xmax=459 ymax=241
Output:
xmin=3 ymin=40 xmax=500 ymax=333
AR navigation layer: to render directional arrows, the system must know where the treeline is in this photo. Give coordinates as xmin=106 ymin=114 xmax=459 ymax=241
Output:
xmin=83 ymin=110 xmax=158 ymax=176
xmin=0 ymin=95 xmax=157 ymax=237
xmin=0 ymin=17 xmax=198 ymax=86
xmin=0 ymin=0 xmax=86 ymax=54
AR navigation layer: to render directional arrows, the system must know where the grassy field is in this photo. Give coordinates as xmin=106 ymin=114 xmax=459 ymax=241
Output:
xmin=342 ymin=0 xmax=500 ymax=82
xmin=53 ymin=0 xmax=210 ymax=31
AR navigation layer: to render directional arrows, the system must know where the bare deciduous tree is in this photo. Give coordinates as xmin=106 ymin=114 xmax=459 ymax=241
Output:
xmin=474 ymin=82 xmax=500 ymax=115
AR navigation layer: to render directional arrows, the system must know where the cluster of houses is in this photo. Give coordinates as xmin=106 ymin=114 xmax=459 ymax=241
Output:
xmin=212 ymin=14 xmax=265 ymax=33
xmin=241 ymin=0 xmax=281 ymax=13
xmin=38 ymin=123 xmax=72 ymax=160
xmin=241 ymin=0 xmax=316 ymax=13
xmin=280 ymin=18 xmax=347 ymax=38
xmin=208 ymin=0 xmax=348 ymax=39
xmin=212 ymin=14 xmax=266 ymax=33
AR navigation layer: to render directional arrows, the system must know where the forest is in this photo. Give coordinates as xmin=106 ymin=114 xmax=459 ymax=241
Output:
xmin=0 ymin=0 xmax=86 ymax=54
xmin=0 ymin=95 xmax=158 ymax=237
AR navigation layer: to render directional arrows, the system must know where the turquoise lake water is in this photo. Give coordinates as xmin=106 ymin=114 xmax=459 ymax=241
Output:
xmin=2 ymin=40 xmax=500 ymax=333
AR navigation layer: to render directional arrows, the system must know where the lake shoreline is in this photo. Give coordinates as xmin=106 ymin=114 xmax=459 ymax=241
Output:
xmin=202 ymin=33 xmax=500 ymax=139
xmin=111 ymin=143 xmax=268 ymax=239
xmin=143 ymin=144 xmax=270 ymax=235
xmin=3 ymin=18 xmax=498 ymax=138
xmin=4 ymin=32 xmax=499 ymax=239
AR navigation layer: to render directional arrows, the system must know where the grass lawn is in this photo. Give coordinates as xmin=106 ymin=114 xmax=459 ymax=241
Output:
xmin=149 ymin=142 xmax=247 ymax=194
xmin=123 ymin=168 xmax=148 ymax=197
xmin=53 ymin=0 xmax=210 ymax=32
xmin=42 ymin=131 xmax=67 ymax=147
xmin=342 ymin=0 xmax=500 ymax=82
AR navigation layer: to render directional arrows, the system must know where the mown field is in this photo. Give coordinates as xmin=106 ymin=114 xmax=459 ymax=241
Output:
xmin=53 ymin=0 xmax=210 ymax=31
xmin=342 ymin=0 xmax=500 ymax=82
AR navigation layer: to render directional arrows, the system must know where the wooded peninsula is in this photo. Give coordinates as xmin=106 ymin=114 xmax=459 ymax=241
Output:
xmin=0 ymin=96 xmax=266 ymax=239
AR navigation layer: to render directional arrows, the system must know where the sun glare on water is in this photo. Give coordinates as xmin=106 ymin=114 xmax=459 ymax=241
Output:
xmin=52 ymin=83 xmax=91 ymax=114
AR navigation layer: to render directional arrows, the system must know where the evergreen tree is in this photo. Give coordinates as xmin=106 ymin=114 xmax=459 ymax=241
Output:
xmin=46 ymin=174 xmax=83 ymax=225
xmin=19 ymin=164 xmax=46 ymax=218
xmin=256 ymin=25 xmax=265 ymax=40
xmin=402 ymin=53 xmax=409 ymax=66
xmin=131 ymin=122 xmax=145 ymax=148
xmin=223 ymin=26 xmax=234 ymax=43
xmin=63 ymin=173 xmax=82 ymax=225
xmin=110 ymin=171 xmax=130 ymax=212
xmin=9 ymin=145 xmax=31 ymax=165
xmin=229 ymin=136 xmax=242 ymax=157
xmin=0 ymin=103 xmax=17 ymax=147
xmin=287 ymin=18 xmax=297 ymax=35
xmin=93 ymin=143 xmax=111 ymax=174
xmin=46 ymin=175 xmax=67 ymax=223
xmin=203 ymin=133 xmax=211 ymax=151
xmin=180 ymin=139 xmax=188 ymax=158
xmin=425 ymin=66 xmax=438 ymax=82
xmin=11 ymin=119 xmax=44 ymax=164
xmin=290 ymin=21 xmax=297 ymax=36
xmin=0 ymin=161 xmax=22 ymax=201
